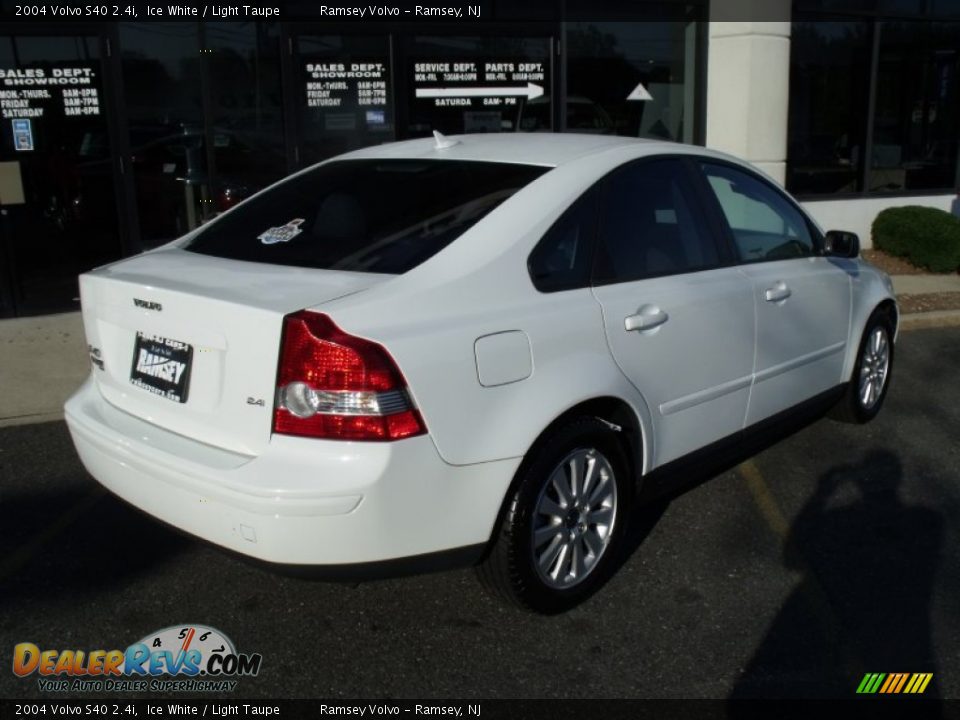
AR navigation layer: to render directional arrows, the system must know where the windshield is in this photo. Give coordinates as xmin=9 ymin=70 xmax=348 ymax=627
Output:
xmin=184 ymin=159 xmax=550 ymax=273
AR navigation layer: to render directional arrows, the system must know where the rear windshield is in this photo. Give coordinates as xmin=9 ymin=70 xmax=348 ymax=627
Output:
xmin=184 ymin=159 xmax=550 ymax=273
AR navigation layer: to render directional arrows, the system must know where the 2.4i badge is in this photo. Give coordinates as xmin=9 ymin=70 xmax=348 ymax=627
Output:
xmin=258 ymin=218 xmax=305 ymax=245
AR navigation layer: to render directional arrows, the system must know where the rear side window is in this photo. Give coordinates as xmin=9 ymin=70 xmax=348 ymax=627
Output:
xmin=701 ymin=162 xmax=815 ymax=263
xmin=528 ymin=186 xmax=599 ymax=292
xmin=594 ymin=159 xmax=721 ymax=284
xmin=184 ymin=160 xmax=550 ymax=273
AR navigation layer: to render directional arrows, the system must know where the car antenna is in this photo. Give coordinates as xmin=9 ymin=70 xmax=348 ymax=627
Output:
xmin=432 ymin=130 xmax=460 ymax=150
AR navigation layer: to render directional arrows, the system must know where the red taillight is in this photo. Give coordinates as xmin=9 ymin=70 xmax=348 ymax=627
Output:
xmin=273 ymin=311 xmax=426 ymax=441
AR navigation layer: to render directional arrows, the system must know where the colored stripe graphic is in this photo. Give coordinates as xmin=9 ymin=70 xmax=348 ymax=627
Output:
xmin=892 ymin=673 xmax=909 ymax=693
xmin=857 ymin=673 xmax=933 ymax=694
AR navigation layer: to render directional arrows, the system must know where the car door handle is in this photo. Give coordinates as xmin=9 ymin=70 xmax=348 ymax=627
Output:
xmin=764 ymin=282 xmax=792 ymax=303
xmin=625 ymin=307 xmax=669 ymax=332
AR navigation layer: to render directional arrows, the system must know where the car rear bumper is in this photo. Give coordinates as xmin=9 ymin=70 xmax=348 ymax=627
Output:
xmin=65 ymin=377 xmax=519 ymax=566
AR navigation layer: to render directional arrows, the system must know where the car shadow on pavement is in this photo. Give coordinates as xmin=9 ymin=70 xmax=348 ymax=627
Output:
xmin=728 ymin=449 xmax=943 ymax=700
xmin=0 ymin=486 xmax=189 ymax=606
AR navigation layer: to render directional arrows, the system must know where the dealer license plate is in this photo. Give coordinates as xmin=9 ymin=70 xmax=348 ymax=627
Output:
xmin=130 ymin=332 xmax=193 ymax=403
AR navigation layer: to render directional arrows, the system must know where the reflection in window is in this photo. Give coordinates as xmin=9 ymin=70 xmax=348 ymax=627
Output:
xmin=206 ymin=23 xmax=286 ymax=211
xmin=869 ymin=22 xmax=960 ymax=192
xmin=565 ymin=22 xmax=698 ymax=143
xmin=703 ymin=163 xmax=815 ymax=263
xmin=120 ymin=23 xmax=203 ymax=245
xmin=787 ymin=19 xmax=871 ymax=195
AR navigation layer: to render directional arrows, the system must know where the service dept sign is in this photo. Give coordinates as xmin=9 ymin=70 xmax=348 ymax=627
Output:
xmin=410 ymin=55 xmax=550 ymax=132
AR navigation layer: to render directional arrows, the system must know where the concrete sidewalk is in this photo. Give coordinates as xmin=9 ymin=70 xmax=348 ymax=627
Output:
xmin=0 ymin=312 xmax=87 ymax=427
xmin=2 ymin=273 xmax=959 ymax=427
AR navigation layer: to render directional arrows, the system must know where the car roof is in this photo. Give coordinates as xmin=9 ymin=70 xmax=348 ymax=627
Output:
xmin=336 ymin=132 xmax=684 ymax=168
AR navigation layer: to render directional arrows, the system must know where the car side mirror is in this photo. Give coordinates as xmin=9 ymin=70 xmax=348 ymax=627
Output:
xmin=824 ymin=230 xmax=860 ymax=259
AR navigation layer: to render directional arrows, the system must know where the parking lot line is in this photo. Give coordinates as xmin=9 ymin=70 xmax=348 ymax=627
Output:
xmin=738 ymin=459 xmax=865 ymax=680
xmin=738 ymin=460 xmax=790 ymax=539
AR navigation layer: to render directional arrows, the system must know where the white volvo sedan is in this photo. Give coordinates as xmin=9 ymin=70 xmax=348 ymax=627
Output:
xmin=65 ymin=133 xmax=897 ymax=613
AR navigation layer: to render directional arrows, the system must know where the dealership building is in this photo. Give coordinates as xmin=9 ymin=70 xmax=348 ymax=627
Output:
xmin=0 ymin=0 xmax=958 ymax=317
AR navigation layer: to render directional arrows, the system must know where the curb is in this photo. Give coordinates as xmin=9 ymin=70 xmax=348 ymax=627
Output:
xmin=899 ymin=310 xmax=960 ymax=331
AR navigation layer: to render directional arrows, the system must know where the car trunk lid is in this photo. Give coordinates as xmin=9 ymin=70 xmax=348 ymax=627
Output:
xmin=79 ymin=248 xmax=388 ymax=455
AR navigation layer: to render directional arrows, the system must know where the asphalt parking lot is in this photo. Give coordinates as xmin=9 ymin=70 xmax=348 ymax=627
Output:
xmin=1 ymin=326 xmax=958 ymax=700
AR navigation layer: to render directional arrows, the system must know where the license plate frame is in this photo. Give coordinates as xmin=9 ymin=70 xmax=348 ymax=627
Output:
xmin=129 ymin=332 xmax=194 ymax=403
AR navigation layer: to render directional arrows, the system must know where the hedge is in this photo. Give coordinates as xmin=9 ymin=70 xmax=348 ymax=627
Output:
xmin=872 ymin=205 xmax=960 ymax=273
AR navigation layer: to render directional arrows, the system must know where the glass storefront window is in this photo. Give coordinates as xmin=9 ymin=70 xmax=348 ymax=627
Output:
xmin=565 ymin=22 xmax=698 ymax=142
xmin=0 ymin=33 xmax=119 ymax=316
xmin=120 ymin=23 xmax=287 ymax=247
xmin=206 ymin=23 xmax=286 ymax=211
xmin=119 ymin=22 xmax=203 ymax=246
xmin=789 ymin=15 xmax=960 ymax=196
xmin=869 ymin=21 xmax=960 ymax=192
xmin=787 ymin=20 xmax=872 ymax=195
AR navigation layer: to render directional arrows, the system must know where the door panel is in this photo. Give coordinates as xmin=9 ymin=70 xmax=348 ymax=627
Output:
xmin=697 ymin=161 xmax=852 ymax=426
xmin=590 ymin=158 xmax=754 ymax=468
xmin=739 ymin=258 xmax=851 ymax=425
xmin=593 ymin=270 xmax=755 ymax=466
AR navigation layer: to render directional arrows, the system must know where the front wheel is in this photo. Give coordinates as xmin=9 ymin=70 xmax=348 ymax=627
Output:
xmin=477 ymin=417 xmax=633 ymax=614
xmin=831 ymin=309 xmax=894 ymax=424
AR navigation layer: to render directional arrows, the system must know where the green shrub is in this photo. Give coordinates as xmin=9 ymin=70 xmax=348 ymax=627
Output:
xmin=872 ymin=205 xmax=960 ymax=273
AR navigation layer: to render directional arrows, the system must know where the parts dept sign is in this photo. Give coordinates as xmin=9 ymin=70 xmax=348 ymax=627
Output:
xmin=410 ymin=56 xmax=550 ymax=132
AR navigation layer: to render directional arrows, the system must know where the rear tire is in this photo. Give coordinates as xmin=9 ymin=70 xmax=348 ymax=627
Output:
xmin=831 ymin=309 xmax=894 ymax=424
xmin=477 ymin=417 xmax=633 ymax=614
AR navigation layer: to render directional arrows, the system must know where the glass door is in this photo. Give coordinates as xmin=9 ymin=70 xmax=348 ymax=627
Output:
xmin=117 ymin=22 xmax=289 ymax=250
xmin=0 ymin=33 xmax=121 ymax=317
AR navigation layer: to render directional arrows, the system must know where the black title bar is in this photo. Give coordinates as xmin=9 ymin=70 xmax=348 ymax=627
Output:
xmin=1 ymin=698 xmax=958 ymax=720
xmin=4 ymin=0 xmax=912 ymax=24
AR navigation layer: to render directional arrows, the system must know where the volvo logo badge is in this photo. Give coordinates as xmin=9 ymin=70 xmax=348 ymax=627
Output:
xmin=134 ymin=298 xmax=163 ymax=311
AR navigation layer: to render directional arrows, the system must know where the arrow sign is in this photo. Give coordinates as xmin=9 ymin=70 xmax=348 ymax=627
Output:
xmin=626 ymin=82 xmax=653 ymax=101
xmin=416 ymin=82 xmax=544 ymax=100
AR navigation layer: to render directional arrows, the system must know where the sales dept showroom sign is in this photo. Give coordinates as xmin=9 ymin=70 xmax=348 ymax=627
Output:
xmin=0 ymin=65 xmax=102 ymax=119
xmin=11 ymin=625 xmax=262 ymax=693
xmin=304 ymin=61 xmax=391 ymax=133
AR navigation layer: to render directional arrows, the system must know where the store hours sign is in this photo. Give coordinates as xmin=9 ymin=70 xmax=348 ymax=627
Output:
xmin=304 ymin=61 xmax=390 ymax=132
xmin=410 ymin=56 xmax=550 ymax=133
xmin=0 ymin=65 xmax=102 ymax=120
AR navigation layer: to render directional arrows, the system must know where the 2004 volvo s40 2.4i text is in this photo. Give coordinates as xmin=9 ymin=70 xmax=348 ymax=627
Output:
xmin=66 ymin=133 xmax=897 ymax=613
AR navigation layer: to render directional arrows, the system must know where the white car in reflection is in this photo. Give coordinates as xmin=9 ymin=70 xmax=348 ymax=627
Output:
xmin=66 ymin=133 xmax=897 ymax=613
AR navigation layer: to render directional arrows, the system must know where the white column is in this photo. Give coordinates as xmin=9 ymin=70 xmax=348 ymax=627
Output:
xmin=706 ymin=3 xmax=792 ymax=185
